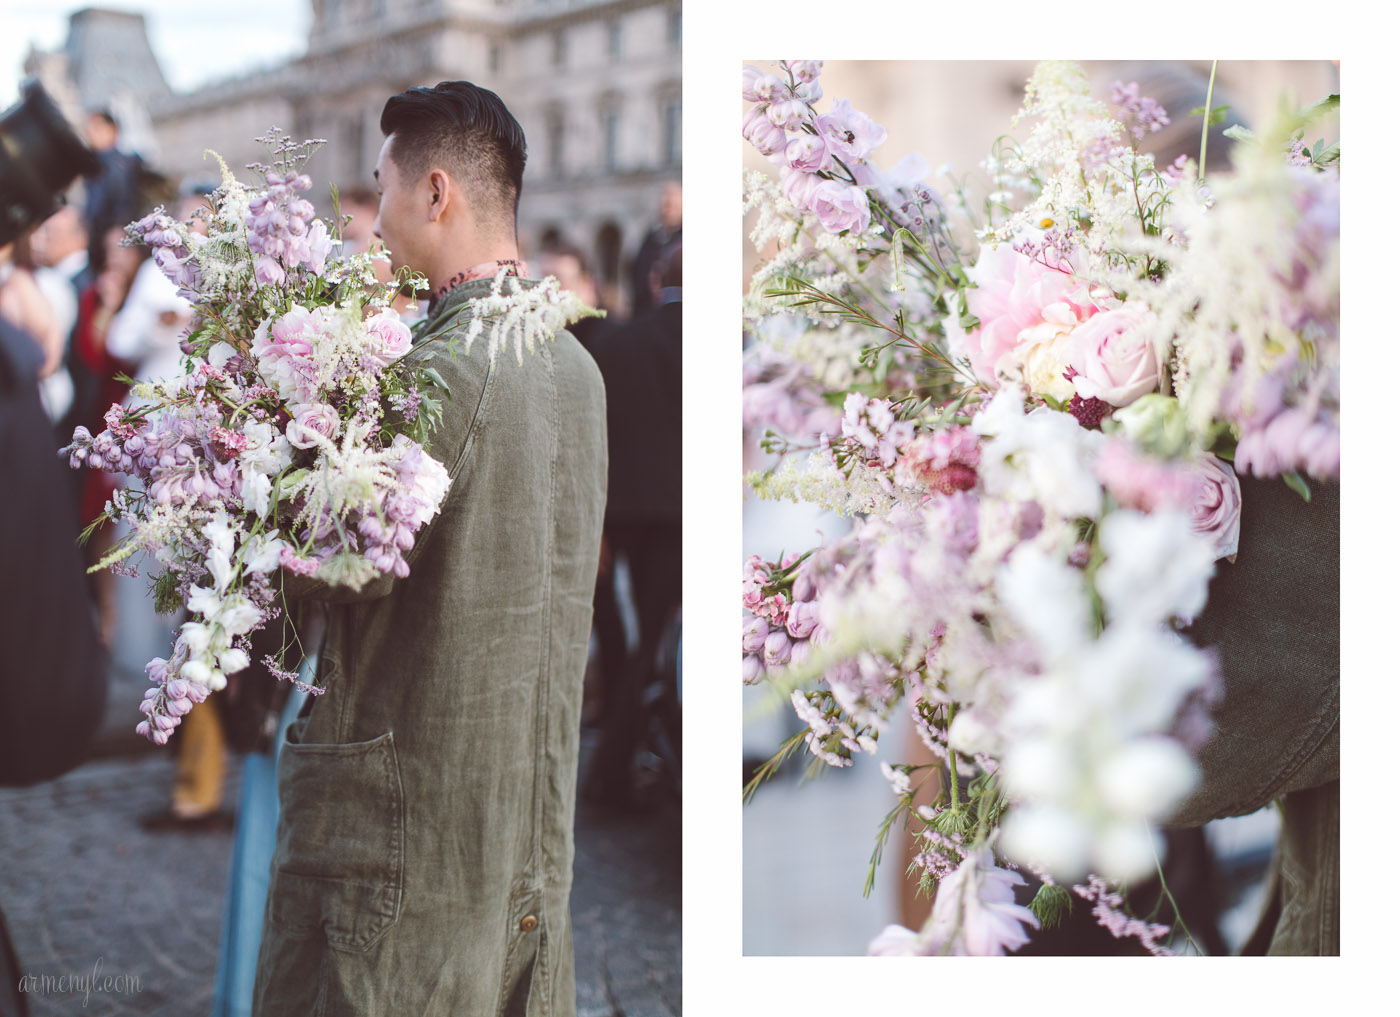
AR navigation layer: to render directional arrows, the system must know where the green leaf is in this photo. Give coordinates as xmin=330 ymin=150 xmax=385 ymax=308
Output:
xmin=1189 ymin=103 xmax=1231 ymax=126
xmin=1223 ymin=124 xmax=1256 ymax=142
xmin=1298 ymin=94 xmax=1340 ymax=121
xmin=1283 ymin=470 xmax=1312 ymax=502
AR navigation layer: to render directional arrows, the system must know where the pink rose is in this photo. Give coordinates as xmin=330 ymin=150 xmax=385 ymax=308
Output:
xmin=285 ymin=402 xmax=342 ymax=449
xmin=810 ymin=180 xmax=870 ymax=236
xmin=1189 ymin=453 xmax=1242 ymax=560
xmin=958 ymin=244 xmax=1101 ymax=387
xmin=366 ymin=310 xmax=414 ymax=367
xmin=1066 ymin=301 xmax=1159 ymax=407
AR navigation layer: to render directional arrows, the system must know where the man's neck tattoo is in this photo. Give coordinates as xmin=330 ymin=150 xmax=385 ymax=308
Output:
xmin=430 ymin=259 xmax=528 ymax=308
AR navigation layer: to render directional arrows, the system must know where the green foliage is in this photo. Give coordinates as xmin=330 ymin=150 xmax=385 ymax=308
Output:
xmin=1283 ymin=470 xmax=1312 ymax=503
xmin=1029 ymin=883 xmax=1074 ymax=929
xmin=151 ymin=569 xmax=184 ymax=615
xmin=1189 ymin=103 xmax=1231 ymax=126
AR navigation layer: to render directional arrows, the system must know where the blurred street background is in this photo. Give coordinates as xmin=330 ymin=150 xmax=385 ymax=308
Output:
xmin=0 ymin=733 xmax=679 ymax=1016
xmin=3 ymin=1 xmax=681 ymax=1013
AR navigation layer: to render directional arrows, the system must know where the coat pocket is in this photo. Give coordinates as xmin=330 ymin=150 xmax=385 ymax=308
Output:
xmin=268 ymin=727 xmax=405 ymax=953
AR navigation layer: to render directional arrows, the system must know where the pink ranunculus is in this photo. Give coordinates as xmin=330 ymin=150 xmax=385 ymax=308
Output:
xmin=741 ymin=106 xmax=787 ymax=163
xmin=1189 ymin=454 xmax=1242 ymax=560
xmin=285 ymin=402 xmax=342 ymax=449
xmin=810 ymin=180 xmax=870 ymax=236
xmin=816 ymin=98 xmax=887 ymax=164
xmin=784 ymin=133 xmax=831 ymax=173
xmin=366 ymin=310 xmax=414 ymax=367
xmin=957 ymin=243 xmax=1101 ymax=388
xmin=1066 ymin=301 xmax=1159 ymax=407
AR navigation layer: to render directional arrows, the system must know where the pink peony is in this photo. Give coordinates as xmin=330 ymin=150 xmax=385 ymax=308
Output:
xmin=958 ymin=244 xmax=1100 ymax=387
xmin=810 ymin=180 xmax=870 ymax=236
xmin=1066 ymin=301 xmax=1159 ymax=407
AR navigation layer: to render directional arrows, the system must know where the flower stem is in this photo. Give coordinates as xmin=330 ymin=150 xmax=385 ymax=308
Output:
xmin=1198 ymin=61 xmax=1218 ymax=182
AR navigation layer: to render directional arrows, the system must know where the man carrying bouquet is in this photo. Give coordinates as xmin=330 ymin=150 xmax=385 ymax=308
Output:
xmin=252 ymin=81 xmax=607 ymax=1017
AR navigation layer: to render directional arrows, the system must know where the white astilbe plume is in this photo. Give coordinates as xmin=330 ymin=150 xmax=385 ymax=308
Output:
xmin=457 ymin=269 xmax=604 ymax=366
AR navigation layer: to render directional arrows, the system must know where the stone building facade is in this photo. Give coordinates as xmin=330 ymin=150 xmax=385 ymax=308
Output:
xmin=29 ymin=0 xmax=682 ymax=312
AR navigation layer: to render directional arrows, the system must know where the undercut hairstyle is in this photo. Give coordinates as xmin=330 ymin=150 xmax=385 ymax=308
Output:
xmin=379 ymin=81 xmax=528 ymax=235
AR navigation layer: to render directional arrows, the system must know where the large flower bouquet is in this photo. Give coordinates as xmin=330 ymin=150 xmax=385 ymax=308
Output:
xmin=64 ymin=131 xmax=599 ymax=744
xmin=741 ymin=62 xmax=1338 ymax=955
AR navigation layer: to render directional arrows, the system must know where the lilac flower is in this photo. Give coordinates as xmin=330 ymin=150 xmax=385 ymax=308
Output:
xmin=1110 ymin=81 xmax=1170 ymax=142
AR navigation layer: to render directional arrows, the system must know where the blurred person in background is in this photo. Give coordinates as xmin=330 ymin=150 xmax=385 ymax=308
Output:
xmin=1 ymin=77 xmax=114 ymax=1017
xmin=538 ymin=240 xmax=605 ymax=352
xmin=0 ymin=236 xmax=62 ymax=383
xmin=338 ymin=183 xmax=420 ymax=319
xmin=71 ymin=225 xmax=145 ymax=646
xmin=29 ymin=204 xmax=91 ymax=432
xmin=627 ymin=180 xmax=680 ymax=317
xmin=538 ymin=240 xmax=618 ymax=731
xmin=82 ymin=109 xmax=145 ymax=275
xmin=584 ymin=239 xmax=682 ymax=808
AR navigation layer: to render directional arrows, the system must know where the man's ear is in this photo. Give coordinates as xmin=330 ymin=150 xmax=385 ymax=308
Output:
xmin=426 ymin=168 xmax=453 ymax=223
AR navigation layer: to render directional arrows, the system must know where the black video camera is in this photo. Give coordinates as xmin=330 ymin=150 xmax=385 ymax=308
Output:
xmin=0 ymin=79 xmax=99 ymax=246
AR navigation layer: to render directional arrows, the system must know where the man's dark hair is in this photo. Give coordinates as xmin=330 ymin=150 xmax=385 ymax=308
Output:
xmin=379 ymin=81 xmax=527 ymax=233
xmin=87 ymin=109 xmax=118 ymax=130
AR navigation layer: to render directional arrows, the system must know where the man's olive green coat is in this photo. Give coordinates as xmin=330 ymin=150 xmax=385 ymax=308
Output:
xmin=253 ymin=279 xmax=606 ymax=1015
xmin=1173 ymin=475 xmax=1339 ymax=956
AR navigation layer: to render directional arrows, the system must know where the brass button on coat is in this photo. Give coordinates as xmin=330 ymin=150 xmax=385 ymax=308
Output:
xmin=519 ymin=915 xmax=538 ymax=932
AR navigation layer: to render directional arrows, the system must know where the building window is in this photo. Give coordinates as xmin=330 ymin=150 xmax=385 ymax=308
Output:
xmin=662 ymin=97 xmax=680 ymax=168
xmin=552 ymin=29 xmax=566 ymax=67
xmin=602 ymin=109 xmax=619 ymax=172
xmin=489 ymin=42 xmax=501 ymax=74
xmin=667 ymin=7 xmax=681 ymax=48
xmin=546 ymin=110 xmax=564 ymax=178
xmin=607 ymin=19 xmax=622 ymax=61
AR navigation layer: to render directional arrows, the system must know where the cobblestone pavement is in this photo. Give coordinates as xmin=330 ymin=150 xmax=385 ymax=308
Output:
xmin=0 ymin=740 xmax=679 ymax=1016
